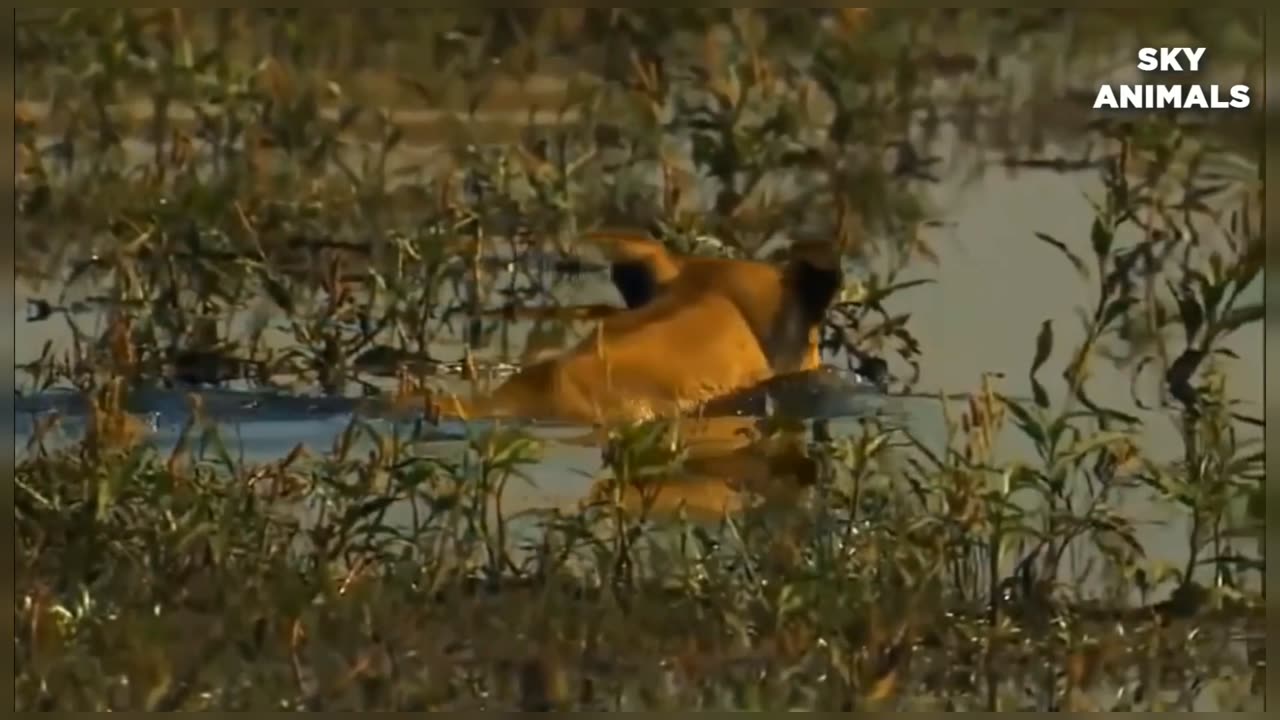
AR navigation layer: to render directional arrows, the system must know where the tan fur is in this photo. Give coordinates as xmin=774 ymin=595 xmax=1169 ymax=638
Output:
xmin=414 ymin=230 xmax=844 ymax=426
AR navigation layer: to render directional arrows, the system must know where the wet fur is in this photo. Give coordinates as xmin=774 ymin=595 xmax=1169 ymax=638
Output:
xmin=424 ymin=230 xmax=844 ymax=425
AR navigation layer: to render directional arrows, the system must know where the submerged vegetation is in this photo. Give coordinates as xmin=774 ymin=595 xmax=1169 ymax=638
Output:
xmin=14 ymin=9 xmax=1264 ymax=710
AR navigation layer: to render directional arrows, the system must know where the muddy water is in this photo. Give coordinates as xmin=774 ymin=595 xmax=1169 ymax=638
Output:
xmin=13 ymin=125 xmax=1262 ymax=594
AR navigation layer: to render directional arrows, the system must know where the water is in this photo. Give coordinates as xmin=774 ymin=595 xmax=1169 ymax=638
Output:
xmin=14 ymin=363 xmax=913 ymax=512
xmin=13 ymin=122 xmax=1263 ymax=593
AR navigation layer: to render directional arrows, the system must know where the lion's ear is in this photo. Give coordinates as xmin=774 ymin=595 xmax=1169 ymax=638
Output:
xmin=611 ymin=260 xmax=661 ymax=308
xmin=581 ymin=229 xmax=683 ymax=309
xmin=785 ymin=241 xmax=843 ymax=325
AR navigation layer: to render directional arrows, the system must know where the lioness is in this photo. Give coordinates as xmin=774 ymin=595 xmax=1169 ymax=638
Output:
xmin=413 ymin=229 xmax=844 ymax=426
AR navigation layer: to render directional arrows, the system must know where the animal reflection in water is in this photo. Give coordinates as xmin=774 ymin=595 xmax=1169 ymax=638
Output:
xmin=399 ymin=229 xmax=882 ymax=520
xmin=573 ymin=414 xmax=823 ymax=521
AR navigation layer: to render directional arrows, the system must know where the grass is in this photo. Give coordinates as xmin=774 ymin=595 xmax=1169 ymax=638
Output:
xmin=13 ymin=9 xmax=1265 ymax=711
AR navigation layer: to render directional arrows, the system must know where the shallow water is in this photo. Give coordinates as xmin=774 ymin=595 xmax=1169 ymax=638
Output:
xmin=13 ymin=122 xmax=1263 ymax=597
xmin=13 ymin=365 xmax=914 ymax=512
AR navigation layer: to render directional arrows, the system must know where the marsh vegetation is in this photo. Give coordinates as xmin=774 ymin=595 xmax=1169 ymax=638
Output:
xmin=13 ymin=9 xmax=1264 ymax=710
